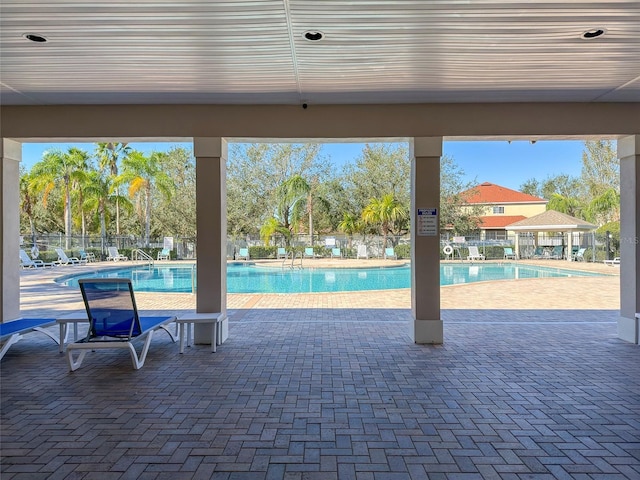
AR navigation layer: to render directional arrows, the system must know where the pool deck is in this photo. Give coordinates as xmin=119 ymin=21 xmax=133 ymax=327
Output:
xmin=4 ymin=259 xmax=639 ymax=479
xmin=18 ymin=257 xmax=620 ymax=316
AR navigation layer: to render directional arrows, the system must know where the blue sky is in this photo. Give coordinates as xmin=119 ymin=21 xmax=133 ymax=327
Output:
xmin=20 ymin=139 xmax=587 ymax=191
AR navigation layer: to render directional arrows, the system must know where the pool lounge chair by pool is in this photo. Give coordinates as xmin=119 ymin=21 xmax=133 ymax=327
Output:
xmin=304 ymin=247 xmax=316 ymax=259
xmin=603 ymin=257 xmax=620 ymax=266
xmin=467 ymin=246 xmax=485 ymax=261
xmin=107 ymin=246 xmax=128 ymax=261
xmin=573 ymin=248 xmax=586 ymax=262
xmin=277 ymin=247 xmax=287 ymax=259
xmin=236 ymin=248 xmax=249 ymax=260
xmin=356 ymin=245 xmax=369 ymax=259
xmin=56 ymin=248 xmax=83 ymax=265
xmin=331 ymin=248 xmax=342 ymax=259
xmin=503 ymin=247 xmax=517 ymax=260
xmin=20 ymin=248 xmax=55 ymax=268
xmin=66 ymin=278 xmax=177 ymax=371
xmin=384 ymin=247 xmax=397 ymax=260
xmin=1 ymin=318 xmax=59 ymax=360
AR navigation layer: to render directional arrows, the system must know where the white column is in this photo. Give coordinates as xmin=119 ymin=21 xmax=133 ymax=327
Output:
xmin=618 ymin=135 xmax=640 ymax=344
xmin=410 ymin=137 xmax=443 ymax=344
xmin=193 ymin=137 xmax=228 ymax=344
xmin=1 ymin=139 xmax=22 ymax=322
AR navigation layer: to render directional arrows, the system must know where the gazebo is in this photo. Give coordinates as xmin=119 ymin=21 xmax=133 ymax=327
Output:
xmin=506 ymin=210 xmax=597 ymax=261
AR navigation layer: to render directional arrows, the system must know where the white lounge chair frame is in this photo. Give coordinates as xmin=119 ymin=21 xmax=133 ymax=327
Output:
xmin=20 ymin=248 xmax=55 ymax=268
xmin=467 ymin=246 xmax=485 ymax=261
xmin=56 ymin=248 xmax=83 ymax=265
xmin=503 ymin=247 xmax=518 ymax=260
xmin=66 ymin=278 xmax=176 ymax=371
xmin=107 ymin=246 xmax=128 ymax=261
xmin=1 ymin=318 xmax=60 ymax=360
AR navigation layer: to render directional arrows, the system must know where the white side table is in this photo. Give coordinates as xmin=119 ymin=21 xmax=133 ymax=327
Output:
xmin=56 ymin=311 xmax=88 ymax=352
xmin=176 ymin=312 xmax=224 ymax=353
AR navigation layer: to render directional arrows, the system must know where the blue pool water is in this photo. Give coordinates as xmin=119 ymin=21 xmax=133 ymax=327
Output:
xmin=57 ymin=263 xmax=602 ymax=294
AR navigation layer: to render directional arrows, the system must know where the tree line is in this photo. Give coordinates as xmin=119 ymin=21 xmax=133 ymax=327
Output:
xmin=19 ymin=140 xmax=619 ymax=250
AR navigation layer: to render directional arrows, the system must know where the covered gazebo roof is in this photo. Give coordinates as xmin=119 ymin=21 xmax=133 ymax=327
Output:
xmin=506 ymin=209 xmax=596 ymax=232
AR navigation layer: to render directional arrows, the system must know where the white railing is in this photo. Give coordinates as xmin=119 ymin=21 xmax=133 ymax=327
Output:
xmin=131 ymin=249 xmax=154 ymax=266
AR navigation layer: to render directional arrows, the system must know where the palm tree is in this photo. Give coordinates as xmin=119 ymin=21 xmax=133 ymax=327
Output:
xmin=259 ymin=217 xmax=291 ymax=246
xmin=276 ymin=174 xmax=310 ymax=235
xmin=361 ymin=194 xmax=408 ymax=249
xmin=96 ymin=142 xmax=130 ymax=236
xmin=119 ymin=150 xmax=174 ymax=247
xmin=586 ymin=187 xmax=620 ymax=226
xmin=547 ymin=193 xmax=583 ymax=218
xmin=338 ymin=212 xmax=361 ymax=249
xmin=19 ymin=169 xmax=38 ymax=246
xmin=30 ymin=147 xmax=89 ymax=248
xmin=83 ymin=171 xmax=113 ymax=254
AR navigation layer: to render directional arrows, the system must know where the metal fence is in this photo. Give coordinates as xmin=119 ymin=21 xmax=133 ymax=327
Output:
xmin=22 ymin=230 xmax=619 ymax=263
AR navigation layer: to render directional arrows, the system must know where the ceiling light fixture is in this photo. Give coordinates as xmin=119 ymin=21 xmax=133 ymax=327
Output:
xmin=581 ymin=28 xmax=606 ymax=40
xmin=23 ymin=33 xmax=48 ymax=43
xmin=303 ymin=31 xmax=324 ymax=42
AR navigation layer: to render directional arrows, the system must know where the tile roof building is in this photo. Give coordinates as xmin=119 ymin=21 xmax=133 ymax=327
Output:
xmin=460 ymin=182 xmax=548 ymax=239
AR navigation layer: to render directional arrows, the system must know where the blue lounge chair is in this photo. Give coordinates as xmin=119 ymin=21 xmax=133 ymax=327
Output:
xmin=304 ymin=247 xmax=316 ymax=259
xmin=384 ymin=247 xmax=397 ymax=260
xmin=573 ymin=248 xmax=586 ymax=262
xmin=157 ymin=248 xmax=170 ymax=260
xmin=66 ymin=278 xmax=177 ymax=371
xmin=503 ymin=247 xmax=517 ymax=260
xmin=331 ymin=248 xmax=342 ymax=259
xmin=277 ymin=247 xmax=287 ymax=259
xmin=1 ymin=318 xmax=59 ymax=360
xmin=549 ymin=245 xmax=564 ymax=260
xmin=236 ymin=247 xmax=249 ymax=260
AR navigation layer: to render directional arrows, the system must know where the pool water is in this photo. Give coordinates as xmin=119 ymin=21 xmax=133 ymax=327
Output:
xmin=57 ymin=263 xmax=602 ymax=294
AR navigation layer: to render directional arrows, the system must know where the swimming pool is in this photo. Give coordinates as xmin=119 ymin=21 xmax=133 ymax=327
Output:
xmin=57 ymin=263 xmax=603 ymax=294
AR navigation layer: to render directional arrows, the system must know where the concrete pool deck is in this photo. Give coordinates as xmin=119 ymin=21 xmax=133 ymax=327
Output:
xmin=18 ymin=258 xmax=620 ymax=316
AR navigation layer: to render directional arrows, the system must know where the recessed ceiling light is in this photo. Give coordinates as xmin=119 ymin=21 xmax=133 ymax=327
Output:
xmin=23 ymin=33 xmax=48 ymax=43
xmin=581 ymin=28 xmax=606 ymax=40
xmin=303 ymin=31 xmax=324 ymax=42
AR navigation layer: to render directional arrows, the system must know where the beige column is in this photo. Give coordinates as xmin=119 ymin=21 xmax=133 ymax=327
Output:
xmin=194 ymin=137 xmax=228 ymax=343
xmin=1 ymin=139 xmax=22 ymax=322
xmin=410 ymin=137 xmax=443 ymax=344
xmin=618 ymin=135 xmax=640 ymax=344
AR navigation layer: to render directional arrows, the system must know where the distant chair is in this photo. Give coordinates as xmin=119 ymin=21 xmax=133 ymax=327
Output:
xmin=384 ymin=247 xmax=397 ymax=260
xmin=331 ymin=248 xmax=342 ymax=259
xmin=236 ymin=247 xmax=249 ymax=260
xmin=304 ymin=247 xmax=316 ymax=259
xmin=157 ymin=248 xmax=171 ymax=260
xmin=356 ymin=245 xmax=368 ymax=259
xmin=277 ymin=247 xmax=287 ymax=259
xmin=107 ymin=246 xmax=128 ymax=262
xmin=79 ymin=250 xmax=96 ymax=262
xmin=532 ymin=246 xmax=548 ymax=259
xmin=603 ymin=257 xmax=620 ymax=266
xmin=573 ymin=248 xmax=586 ymax=262
xmin=466 ymin=246 xmax=485 ymax=261
xmin=56 ymin=247 xmax=83 ymax=265
xmin=20 ymin=248 xmax=55 ymax=268
xmin=549 ymin=245 xmax=564 ymax=260
xmin=503 ymin=247 xmax=517 ymax=260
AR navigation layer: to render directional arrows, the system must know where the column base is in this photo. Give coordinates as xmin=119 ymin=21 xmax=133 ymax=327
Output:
xmin=618 ymin=315 xmax=639 ymax=344
xmin=412 ymin=319 xmax=443 ymax=344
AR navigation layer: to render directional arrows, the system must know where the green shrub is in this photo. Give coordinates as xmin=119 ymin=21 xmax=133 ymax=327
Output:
xmin=395 ymin=244 xmax=410 ymax=259
xmin=248 ymin=246 xmax=276 ymax=259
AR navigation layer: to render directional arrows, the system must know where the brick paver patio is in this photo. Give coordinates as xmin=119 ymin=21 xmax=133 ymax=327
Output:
xmin=2 ymin=260 xmax=638 ymax=479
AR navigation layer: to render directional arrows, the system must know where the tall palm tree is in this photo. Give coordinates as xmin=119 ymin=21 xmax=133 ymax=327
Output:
xmin=276 ymin=174 xmax=310 ymax=235
xmin=119 ymin=150 xmax=174 ymax=247
xmin=586 ymin=187 xmax=620 ymax=226
xmin=547 ymin=193 xmax=583 ymax=218
xmin=361 ymin=194 xmax=408 ymax=248
xmin=19 ymin=169 xmax=38 ymax=246
xmin=96 ymin=142 xmax=130 ymax=236
xmin=30 ymin=147 xmax=89 ymax=249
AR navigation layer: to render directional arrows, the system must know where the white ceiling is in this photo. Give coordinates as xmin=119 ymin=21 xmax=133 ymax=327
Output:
xmin=1 ymin=0 xmax=639 ymax=106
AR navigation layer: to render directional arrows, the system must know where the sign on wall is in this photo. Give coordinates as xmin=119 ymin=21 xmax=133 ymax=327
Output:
xmin=417 ymin=208 xmax=438 ymax=236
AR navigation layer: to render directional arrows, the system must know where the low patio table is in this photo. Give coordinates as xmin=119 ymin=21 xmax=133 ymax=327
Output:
xmin=176 ymin=312 xmax=224 ymax=353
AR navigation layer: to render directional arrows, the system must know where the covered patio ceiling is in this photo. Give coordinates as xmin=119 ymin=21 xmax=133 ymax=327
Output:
xmin=1 ymin=1 xmax=639 ymax=107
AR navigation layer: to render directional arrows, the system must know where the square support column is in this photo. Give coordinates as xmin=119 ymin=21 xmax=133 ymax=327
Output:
xmin=1 ymin=139 xmax=22 ymax=322
xmin=410 ymin=137 xmax=443 ymax=344
xmin=194 ymin=138 xmax=228 ymax=344
xmin=618 ymin=135 xmax=640 ymax=344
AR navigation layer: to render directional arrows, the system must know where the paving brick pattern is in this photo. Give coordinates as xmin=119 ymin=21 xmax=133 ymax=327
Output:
xmin=2 ymin=307 xmax=639 ymax=479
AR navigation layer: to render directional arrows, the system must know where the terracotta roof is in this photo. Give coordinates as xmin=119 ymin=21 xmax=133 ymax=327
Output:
xmin=506 ymin=210 xmax=596 ymax=231
xmin=461 ymin=182 xmax=547 ymax=205
xmin=479 ymin=215 xmax=527 ymax=229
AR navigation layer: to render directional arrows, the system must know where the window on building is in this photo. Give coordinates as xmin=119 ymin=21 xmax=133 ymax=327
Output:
xmin=492 ymin=206 xmax=504 ymax=214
